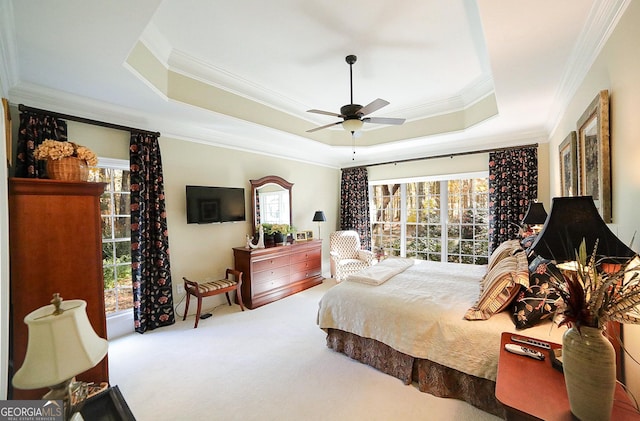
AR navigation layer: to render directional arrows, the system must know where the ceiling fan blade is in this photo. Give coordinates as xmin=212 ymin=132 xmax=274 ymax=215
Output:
xmin=307 ymin=109 xmax=343 ymax=118
xmin=363 ymin=117 xmax=406 ymax=125
xmin=359 ymin=98 xmax=390 ymax=116
xmin=306 ymin=121 xmax=342 ymax=133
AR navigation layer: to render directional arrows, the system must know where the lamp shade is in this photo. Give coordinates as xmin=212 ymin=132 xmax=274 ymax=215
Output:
xmin=529 ymin=196 xmax=634 ymax=263
xmin=342 ymin=119 xmax=363 ymax=132
xmin=312 ymin=211 xmax=326 ymax=222
xmin=522 ymin=202 xmax=548 ymax=225
xmin=12 ymin=299 xmax=108 ymax=390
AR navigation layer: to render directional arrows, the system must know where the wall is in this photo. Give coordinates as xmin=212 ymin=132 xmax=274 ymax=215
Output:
xmin=547 ymin=1 xmax=640 ymax=398
xmin=72 ymin=127 xmax=340 ymax=321
xmin=367 ymin=142 xmax=551 ymax=208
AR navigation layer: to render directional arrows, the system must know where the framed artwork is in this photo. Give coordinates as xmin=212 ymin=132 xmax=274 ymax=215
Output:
xmin=576 ymin=90 xmax=611 ymax=222
xmin=304 ymin=230 xmax=314 ymax=240
xmin=559 ymin=131 xmax=577 ymax=196
xmin=3 ymin=98 xmax=11 ymax=166
xmin=295 ymin=231 xmax=307 ymax=241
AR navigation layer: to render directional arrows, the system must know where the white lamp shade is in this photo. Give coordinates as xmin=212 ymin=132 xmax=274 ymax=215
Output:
xmin=342 ymin=119 xmax=363 ymax=132
xmin=12 ymin=299 xmax=108 ymax=389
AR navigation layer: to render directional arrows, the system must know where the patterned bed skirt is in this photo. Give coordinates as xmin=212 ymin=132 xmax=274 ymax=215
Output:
xmin=326 ymin=328 xmax=505 ymax=418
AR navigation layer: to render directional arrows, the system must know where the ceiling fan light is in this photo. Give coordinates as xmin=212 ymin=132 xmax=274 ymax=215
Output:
xmin=342 ymin=119 xmax=363 ymax=132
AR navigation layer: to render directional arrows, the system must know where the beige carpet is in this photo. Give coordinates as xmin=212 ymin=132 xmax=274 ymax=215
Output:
xmin=108 ymin=280 xmax=501 ymax=421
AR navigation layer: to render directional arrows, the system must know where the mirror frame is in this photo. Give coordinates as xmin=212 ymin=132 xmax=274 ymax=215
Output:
xmin=250 ymin=175 xmax=294 ymax=233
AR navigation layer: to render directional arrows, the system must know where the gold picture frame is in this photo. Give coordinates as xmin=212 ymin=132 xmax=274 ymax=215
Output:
xmin=577 ymin=90 xmax=611 ymax=222
xmin=304 ymin=230 xmax=314 ymax=240
xmin=295 ymin=231 xmax=307 ymax=241
xmin=3 ymin=98 xmax=11 ymax=166
xmin=559 ymin=131 xmax=577 ymax=196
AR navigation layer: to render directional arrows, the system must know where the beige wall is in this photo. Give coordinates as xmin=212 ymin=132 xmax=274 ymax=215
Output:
xmin=367 ymin=142 xmax=551 ymax=210
xmin=73 ymin=127 xmax=340 ymax=313
xmin=546 ymin=1 xmax=640 ymax=397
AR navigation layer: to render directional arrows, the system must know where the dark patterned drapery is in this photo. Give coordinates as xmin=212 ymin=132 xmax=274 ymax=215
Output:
xmin=130 ymin=132 xmax=175 ymax=333
xmin=15 ymin=110 xmax=68 ymax=178
xmin=340 ymin=167 xmax=371 ymax=250
xmin=488 ymin=146 xmax=538 ymax=252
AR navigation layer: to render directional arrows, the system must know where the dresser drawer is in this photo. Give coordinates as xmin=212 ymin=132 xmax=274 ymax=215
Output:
xmin=253 ymin=265 xmax=290 ymax=283
xmin=253 ymin=255 xmax=290 ymax=272
xmin=253 ymin=275 xmax=290 ymax=296
xmin=290 ymin=265 xmax=321 ymax=283
xmin=291 ymin=248 xmax=321 ymax=263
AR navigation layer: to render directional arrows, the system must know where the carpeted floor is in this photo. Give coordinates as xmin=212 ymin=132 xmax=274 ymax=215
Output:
xmin=108 ymin=279 xmax=501 ymax=421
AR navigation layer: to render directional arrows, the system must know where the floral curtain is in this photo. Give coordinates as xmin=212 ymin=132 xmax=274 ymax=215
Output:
xmin=15 ymin=110 xmax=67 ymax=178
xmin=130 ymin=132 xmax=175 ymax=333
xmin=488 ymin=146 xmax=538 ymax=252
xmin=340 ymin=167 xmax=371 ymax=250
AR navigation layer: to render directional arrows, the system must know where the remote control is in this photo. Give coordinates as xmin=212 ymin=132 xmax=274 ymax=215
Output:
xmin=505 ymin=344 xmax=545 ymax=360
xmin=511 ymin=335 xmax=550 ymax=350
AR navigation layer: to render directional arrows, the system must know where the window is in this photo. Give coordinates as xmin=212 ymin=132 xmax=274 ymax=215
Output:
xmin=89 ymin=159 xmax=132 ymax=315
xmin=370 ymin=173 xmax=489 ymax=265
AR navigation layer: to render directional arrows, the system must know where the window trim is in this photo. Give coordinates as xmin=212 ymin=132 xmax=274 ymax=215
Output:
xmin=370 ymin=171 xmax=489 ymax=264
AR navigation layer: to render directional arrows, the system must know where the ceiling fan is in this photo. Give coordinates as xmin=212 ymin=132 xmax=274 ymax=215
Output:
xmin=306 ymin=55 xmax=406 ymax=133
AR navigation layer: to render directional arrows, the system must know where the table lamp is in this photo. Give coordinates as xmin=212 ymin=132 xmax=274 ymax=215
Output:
xmin=521 ymin=201 xmax=547 ymax=233
xmin=12 ymin=293 xmax=108 ymax=419
xmin=529 ymin=196 xmax=634 ymax=264
xmin=312 ymin=211 xmax=326 ymax=239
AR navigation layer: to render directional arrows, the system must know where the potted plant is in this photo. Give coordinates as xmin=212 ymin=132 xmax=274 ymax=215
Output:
xmin=547 ymin=239 xmax=640 ymax=420
xmin=262 ymin=223 xmax=294 ymax=245
xmin=34 ymin=139 xmax=98 ymax=181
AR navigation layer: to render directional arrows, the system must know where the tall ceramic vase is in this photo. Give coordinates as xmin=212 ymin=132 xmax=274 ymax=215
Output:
xmin=562 ymin=326 xmax=616 ymax=421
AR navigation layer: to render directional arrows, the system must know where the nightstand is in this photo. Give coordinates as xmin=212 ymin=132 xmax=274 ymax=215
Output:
xmin=495 ymin=332 xmax=640 ymax=420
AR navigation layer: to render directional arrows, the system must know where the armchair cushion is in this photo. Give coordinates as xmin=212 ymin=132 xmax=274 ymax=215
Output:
xmin=329 ymin=230 xmax=373 ymax=282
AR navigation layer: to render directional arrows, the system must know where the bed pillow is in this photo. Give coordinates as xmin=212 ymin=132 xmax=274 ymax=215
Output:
xmin=465 ymin=250 xmax=529 ymax=321
xmin=487 ymin=239 xmax=522 ymax=271
xmin=510 ymin=255 xmax=561 ymax=329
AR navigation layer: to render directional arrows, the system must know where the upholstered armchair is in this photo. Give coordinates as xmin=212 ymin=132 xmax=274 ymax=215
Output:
xmin=329 ymin=230 xmax=374 ymax=282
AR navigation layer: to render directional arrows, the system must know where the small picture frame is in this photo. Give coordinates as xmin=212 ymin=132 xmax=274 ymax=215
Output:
xmin=304 ymin=230 xmax=314 ymax=240
xmin=295 ymin=231 xmax=307 ymax=241
xmin=559 ymin=131 xmax=577 ymax=197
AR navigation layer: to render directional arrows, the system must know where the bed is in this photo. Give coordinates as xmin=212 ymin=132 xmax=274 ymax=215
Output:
xmin=317 ymin=250 xmax=567 ymax=417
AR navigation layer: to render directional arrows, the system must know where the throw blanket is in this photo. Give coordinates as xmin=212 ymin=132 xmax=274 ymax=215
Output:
xmin=346 ymin=257 xmax=414 ymax=285
xmin=317 ymin=260 xmax=565 ymax=381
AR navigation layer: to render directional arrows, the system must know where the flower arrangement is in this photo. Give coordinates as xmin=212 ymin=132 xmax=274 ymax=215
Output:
xmin=548 ymin=239 xmax=640 ymax=330
xmin=261 ymin=223 xmax=294 ymax=235
xmin=34 ymin=139 xmax=99 ymax=166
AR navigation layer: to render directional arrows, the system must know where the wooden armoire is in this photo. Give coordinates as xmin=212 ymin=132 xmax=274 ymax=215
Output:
xmin=8 ymin=178 xmax=109 ymax=399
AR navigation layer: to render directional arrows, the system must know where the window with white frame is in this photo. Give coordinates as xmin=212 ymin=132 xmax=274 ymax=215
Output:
xmin=370 ymin=173 xmax=489 ymax=265
xmin=89 ymin=158 xmax=132 ymax=315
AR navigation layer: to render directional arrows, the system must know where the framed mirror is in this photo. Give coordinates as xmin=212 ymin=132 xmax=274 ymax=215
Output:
xmin=250 ymin=175 xmax=293 ymax=233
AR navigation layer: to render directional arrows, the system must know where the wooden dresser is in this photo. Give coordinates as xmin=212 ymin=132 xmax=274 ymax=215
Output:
xmin=233 ymin=240 xmax=323 ymax=309
xmin=9 ymin=178 xmax=108 ymax=399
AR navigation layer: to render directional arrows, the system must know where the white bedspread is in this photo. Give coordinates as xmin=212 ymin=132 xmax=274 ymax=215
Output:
xmin=317 ymin=260 xmax=565 ymax=381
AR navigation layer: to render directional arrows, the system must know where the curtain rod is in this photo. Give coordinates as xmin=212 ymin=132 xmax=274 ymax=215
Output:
xmin=342 ymin=143 xmax=539 ymax=170
xmin=18 ymin=104 xmax=161 ymax=137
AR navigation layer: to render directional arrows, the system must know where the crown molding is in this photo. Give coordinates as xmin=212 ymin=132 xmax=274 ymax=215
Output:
xmin=0 ymin=0 xmax=19 ymax=97
xmin=547 ymin=0 xmax=631 ymax=136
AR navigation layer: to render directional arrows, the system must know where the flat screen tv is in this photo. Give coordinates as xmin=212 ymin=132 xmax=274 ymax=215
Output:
xmin=186 ymin=185 xmax=246 ymax=224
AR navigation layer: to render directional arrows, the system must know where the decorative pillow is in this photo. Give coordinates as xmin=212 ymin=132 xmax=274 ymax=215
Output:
xmin=487 ymin=239 xmax=522 ymax=271
xmin=510 ymin=255 xmax=561 ymax=330
xmin=465 ymin=250 xmax=529 ymax=321
xmin=520 ymin=234 xmax=537 ymax=251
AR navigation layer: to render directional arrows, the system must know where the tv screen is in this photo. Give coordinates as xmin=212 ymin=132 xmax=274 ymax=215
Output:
xmin=186 ymin=185 xmax=246 ymax=224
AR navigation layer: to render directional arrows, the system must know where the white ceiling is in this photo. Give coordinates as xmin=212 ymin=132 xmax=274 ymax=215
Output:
xmin=0 ymin=0 xmax=629 ymax=168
